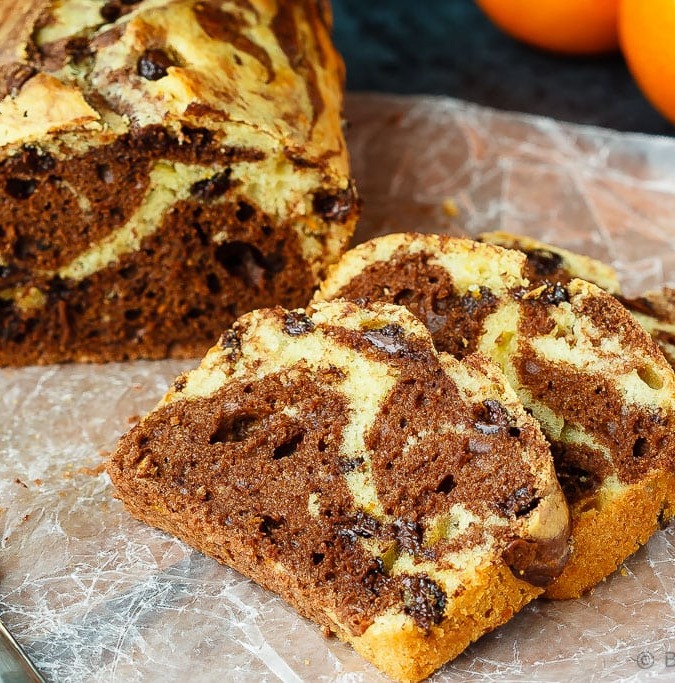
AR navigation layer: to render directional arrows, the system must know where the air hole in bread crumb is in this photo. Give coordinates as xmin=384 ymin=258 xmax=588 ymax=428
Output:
xmin=124 ymin=308 xmax=141 ymax=321
xmin=312 ymin=552 xmax=325 ymax=565
xmin=632 ymin=437 xmax=648 ymax=458
xmin=236 ymin=201 xmax=255 ymax=222
xmin=393 ymin=288 xmax=415 ymax=305
xmin=210 ymin=414 xmax=258 ymax=444
xmin=273 ymin=432 xmax=305 ymax=459
xmin=436 ymin=474 xmax=455 ymax=494
xmin=206 ymin=273 xmax=221 ymax=294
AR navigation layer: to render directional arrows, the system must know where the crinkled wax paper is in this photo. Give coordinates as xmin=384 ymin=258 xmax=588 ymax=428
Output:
xmin=2 ymin=93 xmax=675 ymax=682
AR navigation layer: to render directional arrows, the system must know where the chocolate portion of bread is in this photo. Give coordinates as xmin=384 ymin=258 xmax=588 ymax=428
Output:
xmin=315 ymin=233 xmax=675 ymax=599
xmin=0 ymin=0 xmax=357 ymax=365
xmin=109 ymin=300 xmax=569 ymax=682
xmin=620 ymin=288 xmax=675 ymax=370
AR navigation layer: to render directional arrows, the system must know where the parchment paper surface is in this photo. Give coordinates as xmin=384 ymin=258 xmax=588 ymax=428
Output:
xmin=2 ymin=93 xmax=675 ymax=682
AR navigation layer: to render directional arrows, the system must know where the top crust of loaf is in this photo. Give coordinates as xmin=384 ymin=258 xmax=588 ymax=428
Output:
xmin=477 ymin=230 xmax=621 ymax=294
xmin=0 ymin=0 xmax=348 ymax=176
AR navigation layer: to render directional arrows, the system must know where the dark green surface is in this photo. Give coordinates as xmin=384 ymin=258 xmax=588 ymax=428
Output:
xmin=332 ymin=0 xmax=674 ymax=136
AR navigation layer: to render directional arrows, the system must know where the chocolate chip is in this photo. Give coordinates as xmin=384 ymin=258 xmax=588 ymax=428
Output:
xmin=393 ymin=519 xmax=423 ymax=555
xmin=312 ymin=187 xmax=355 ymax=223
xmin=24 ymin=146 xmax=55 ymax=173
xmin=460 ymin=287 xmax=496 ymax=316
xmin=500 ymin=486 xmax=540 ymax=518
xmin=339 ymin=511 xmax=380 ymax=542
xmin=190 ymin=170 xmax=232 ymax=200
xmin=526 ymin=249 xmax=564 ymax=277
xmin=338 ymin=456 xmax=365 ymax=473
xmin=215 ymin=241 xmax=285 ymax=289
xmin=100 ymin=1 xmax=121 ymax=22
xmin=401 ymin=574 xmax=446 ymax=631
xmin=540 ymin=282 xmax=570 ymax=305
xmin=137 ymin=49 xmax=175 ymax=80
xmin=474 ymin=399 xmax=511 ymax=434
xmin=363 ymin=324 xmax=409 ymax=355
xmin=6 ymin=177 xmax=37 ymax=199
xmin=283 ymin=311 xmax=315 ymax=336
xmin=235 ymin=201 xmax=255 ymax=222
xmin=219 ymin=328 xmax=241 ymax=353
xmin=173 ymin=376 xmax=187 ymax=392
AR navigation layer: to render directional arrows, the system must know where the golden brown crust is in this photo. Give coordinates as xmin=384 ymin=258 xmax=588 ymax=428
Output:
xmin=353 ymin=562 xmax=540 ymax=682
xmin=545 ymin=470 xmax=675 ymax=599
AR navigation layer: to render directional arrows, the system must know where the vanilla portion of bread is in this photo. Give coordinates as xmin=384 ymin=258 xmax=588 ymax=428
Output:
xmin=315 ymin=233 xmax=675 ymax=599
xmin=109 ymin=299 xmax=569 ymax=682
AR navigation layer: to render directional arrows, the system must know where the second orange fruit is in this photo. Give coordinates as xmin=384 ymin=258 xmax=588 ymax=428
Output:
xmin=475 ymin=0 xmax=620 ymax=55
xmin=620 ymin=0 xmax=675 ymax=126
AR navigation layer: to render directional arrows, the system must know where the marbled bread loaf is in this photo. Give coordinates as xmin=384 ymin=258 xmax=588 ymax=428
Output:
xmin=315 ymin=233 xmax=675 ymax=599
xmin=108 ymin=299 xmax=569 ymax=682
xmin=0 ymin=0 xmax=357 ymax=365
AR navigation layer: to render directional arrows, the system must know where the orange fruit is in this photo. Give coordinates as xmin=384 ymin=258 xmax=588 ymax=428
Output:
xmin=475 ymin=0 xmax=620 ymax=55
xmin=620 ymin=0 xmax=675 ymax=125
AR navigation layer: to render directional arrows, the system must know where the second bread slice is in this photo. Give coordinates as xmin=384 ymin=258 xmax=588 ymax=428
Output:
xmin=315 ymin=233 xmax=675 ymax=599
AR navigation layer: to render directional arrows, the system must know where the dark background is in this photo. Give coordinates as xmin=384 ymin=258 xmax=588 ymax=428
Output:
xmin=331 ymin=0 xmax=674 ymax=136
